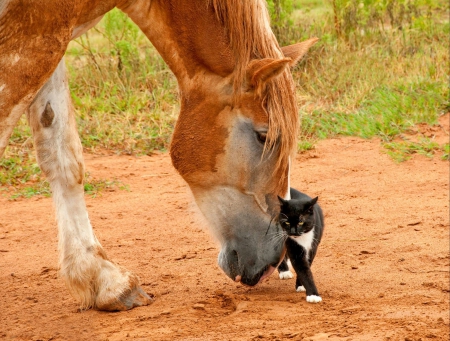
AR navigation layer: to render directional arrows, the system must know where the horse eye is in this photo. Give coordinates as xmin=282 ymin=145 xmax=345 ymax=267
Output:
xmin=256 ymin=131 xmax=267 ymax=144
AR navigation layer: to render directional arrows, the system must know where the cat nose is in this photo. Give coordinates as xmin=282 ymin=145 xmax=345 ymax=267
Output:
xmin=290 ymin=227 xmax=296 ymax=234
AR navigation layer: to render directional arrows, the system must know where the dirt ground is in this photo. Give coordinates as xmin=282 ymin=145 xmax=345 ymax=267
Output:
xmin=1 ymin=117 xmax=449 ymax=341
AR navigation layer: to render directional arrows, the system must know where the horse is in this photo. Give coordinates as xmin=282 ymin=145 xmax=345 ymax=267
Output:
xmin=0 ymin=0 xmax=317 ymax=311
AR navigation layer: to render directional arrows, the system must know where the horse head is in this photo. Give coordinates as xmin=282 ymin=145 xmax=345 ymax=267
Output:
xmin=119 ymin=0 xmax=318 ymax=286
xmin=170 ymin=39 xmax=318 ymax=286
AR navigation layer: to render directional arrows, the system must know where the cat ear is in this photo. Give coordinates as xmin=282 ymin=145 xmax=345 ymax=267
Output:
xmin=310 ymin=196 xmax=319 ymax=206
xmin=277 ymin=196 xmax=286 ymax=205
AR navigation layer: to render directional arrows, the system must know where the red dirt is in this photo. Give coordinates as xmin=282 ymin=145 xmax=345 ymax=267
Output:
xmin=1 ymin=121 xmax=449 ymax=340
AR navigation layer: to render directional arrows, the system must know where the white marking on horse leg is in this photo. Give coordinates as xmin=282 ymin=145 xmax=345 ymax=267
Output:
xmin=279 ymin=270 xmax=294 ymax=280
xmin=284 ymin=157 xmax=291 ymax=200
xmin=27 ymin=58 xmax=151 ymax=310
xmin=306 ymin=295 xmax=322 ymax=303
xmin=296 ymin=285 xmax=306 ymax=292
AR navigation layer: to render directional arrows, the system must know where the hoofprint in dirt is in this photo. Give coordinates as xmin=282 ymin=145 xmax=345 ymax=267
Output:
xmin=1 ymin=137 xmax=448 ymax=341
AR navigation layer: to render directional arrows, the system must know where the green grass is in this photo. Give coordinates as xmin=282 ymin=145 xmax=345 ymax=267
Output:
xmin=66 ymin=9 xmax=178 ymax=154
xmin=288 ymin=0 xmax=448 ymax=154
xmin=441 ymin=143 xmax=450 ymax=161
xmin=383 ymin=138 xmax=442 ymax=162
xmin=2 ymin=2 xmax=449 ymax=197
xmin=1 ymin=164 xmax=129 ymax=200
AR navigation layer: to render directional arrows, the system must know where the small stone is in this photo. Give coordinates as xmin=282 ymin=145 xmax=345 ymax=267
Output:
xmin=160 ymin=310 xmax=171 ymax=315
xmin=341 ymin=305 xmax=361 ymax=313
xmin=302 ymin=333 xmax=330 ymax=341
xmin=400 ymin=282 xmax=406 ymax=285
xmin=351 ymin=266 xmax=358 ymax=269
xmin=192 ymin=303 xmax=205 ymax=310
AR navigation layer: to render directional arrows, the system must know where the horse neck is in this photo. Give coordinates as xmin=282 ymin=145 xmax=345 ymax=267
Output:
xmin=120 ymin=0 xmax=235 ymax=91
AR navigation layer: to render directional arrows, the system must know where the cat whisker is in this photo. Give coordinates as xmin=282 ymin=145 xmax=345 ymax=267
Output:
xmin=265 ymin=232 xmax=285 ymax=242
xmin=265 ymin=231 xmax=287 ymax=245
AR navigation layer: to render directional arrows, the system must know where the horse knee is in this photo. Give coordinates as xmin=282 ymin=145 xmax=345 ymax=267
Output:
xmin=29 ymin=100 xmax=84 ymax=186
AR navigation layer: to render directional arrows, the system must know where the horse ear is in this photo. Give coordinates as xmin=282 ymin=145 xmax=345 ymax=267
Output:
xmin=247 ymin=58 xmax=291 ymax=91
xmin=281 ymin=37 xmax=319 ymax=67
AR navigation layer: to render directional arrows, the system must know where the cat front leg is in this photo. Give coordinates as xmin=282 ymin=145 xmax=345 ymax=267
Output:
xmin=286 ymin=238 xmax=322 ymax=303
xmin=277 ymin=256 xmax=294 ymax=279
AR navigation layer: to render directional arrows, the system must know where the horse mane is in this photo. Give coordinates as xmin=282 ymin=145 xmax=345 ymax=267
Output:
xmin=211 ymin=0 xmax=298 ymax=182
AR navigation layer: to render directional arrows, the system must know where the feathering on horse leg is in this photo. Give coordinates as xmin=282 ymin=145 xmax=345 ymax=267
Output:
xmin=26 ymin=59 xmax=152 ymax=311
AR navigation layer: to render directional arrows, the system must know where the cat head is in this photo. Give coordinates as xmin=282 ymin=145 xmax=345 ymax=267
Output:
xmin=277 ymin=196 xmax=318 ymax=236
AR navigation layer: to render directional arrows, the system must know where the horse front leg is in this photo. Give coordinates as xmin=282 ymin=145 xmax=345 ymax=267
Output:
xmin=26 ymin=58 xmax=152 ymax=311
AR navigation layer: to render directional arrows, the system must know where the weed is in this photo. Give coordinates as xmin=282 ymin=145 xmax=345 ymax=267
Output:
xmin=3 ymin=1 xmax=448 ymax=194
xmin=383 ymin=138 xmax=441 ymax=162
xmin=442 ymin=143 xmax=449 ymax=161
xmin=66 ymin=9 xmax=178 ymax=155
xmin=83 ymin=175 xmax=130 ymax=198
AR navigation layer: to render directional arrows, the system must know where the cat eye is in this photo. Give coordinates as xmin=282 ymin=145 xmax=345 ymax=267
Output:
xmin=255 ymin=131 xmax=267 ymax=144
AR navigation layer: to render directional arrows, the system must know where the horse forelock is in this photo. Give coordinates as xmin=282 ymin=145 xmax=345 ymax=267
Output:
xmin=210 ymin=0 xmax=298 ymax=187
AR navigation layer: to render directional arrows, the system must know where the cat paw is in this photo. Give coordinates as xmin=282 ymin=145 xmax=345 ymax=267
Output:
xmin=296 ymin=285 xmax=306 ymax=292
xmin=306 ymin=295 xmax=322 ymax=303
xmin=279 ymin=270 xmax=294 ymax=280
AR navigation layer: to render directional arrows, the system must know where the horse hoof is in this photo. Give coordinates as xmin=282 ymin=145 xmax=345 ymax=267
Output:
xmin=95 ymin=285 xmax=153 ymax=311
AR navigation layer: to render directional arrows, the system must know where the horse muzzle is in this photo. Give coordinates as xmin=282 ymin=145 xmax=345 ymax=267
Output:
xmin=218 ymin=238 xmax=284 ymax=286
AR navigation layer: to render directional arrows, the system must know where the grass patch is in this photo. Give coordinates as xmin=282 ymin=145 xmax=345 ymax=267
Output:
xmin=289 ymin=0 xmax=448 ymax=156
xmin=441 ymin=143 xmax=449 ymax=161
xmin=383 ymin=138 xmax=441 ymax=162
xmin=83 ymin=177 xmax=130 ymax=198
xmin=1 ymin=136 xmax=129 ymax=200
xmin=3 ymin=2 xmax=448 ymax=193
xmin=2 ymin=174 xmax=129 ymax=200
xmin=66 ymin=9 xmax=178 ymax=154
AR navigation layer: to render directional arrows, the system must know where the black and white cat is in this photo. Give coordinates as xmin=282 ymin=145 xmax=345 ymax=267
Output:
xmin=277 ymin=188 xmax=324 ymax=303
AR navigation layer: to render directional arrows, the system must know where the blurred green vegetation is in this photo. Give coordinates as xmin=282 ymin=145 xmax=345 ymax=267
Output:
xmin=2 ymin=1 xmax=448 ymax=197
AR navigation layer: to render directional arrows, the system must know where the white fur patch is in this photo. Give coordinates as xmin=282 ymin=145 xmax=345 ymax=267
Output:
xmin=306 ymin=295 xmax=322 ymax=303
xmin=296 ymin=285 xmax=306 ymax=292
xmin=279 ymin=270 xmax=294 ymax=280
xmin=291 ymin=229 xmax=314 ymax=259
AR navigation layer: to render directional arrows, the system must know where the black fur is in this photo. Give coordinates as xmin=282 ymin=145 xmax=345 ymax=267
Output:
xmin=277 ymin=188 xmax=324 ymax=299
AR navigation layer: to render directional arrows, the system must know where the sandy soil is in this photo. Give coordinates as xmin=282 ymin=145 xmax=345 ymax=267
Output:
xmin=1 ymin=119 xmax=449 ymax=341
